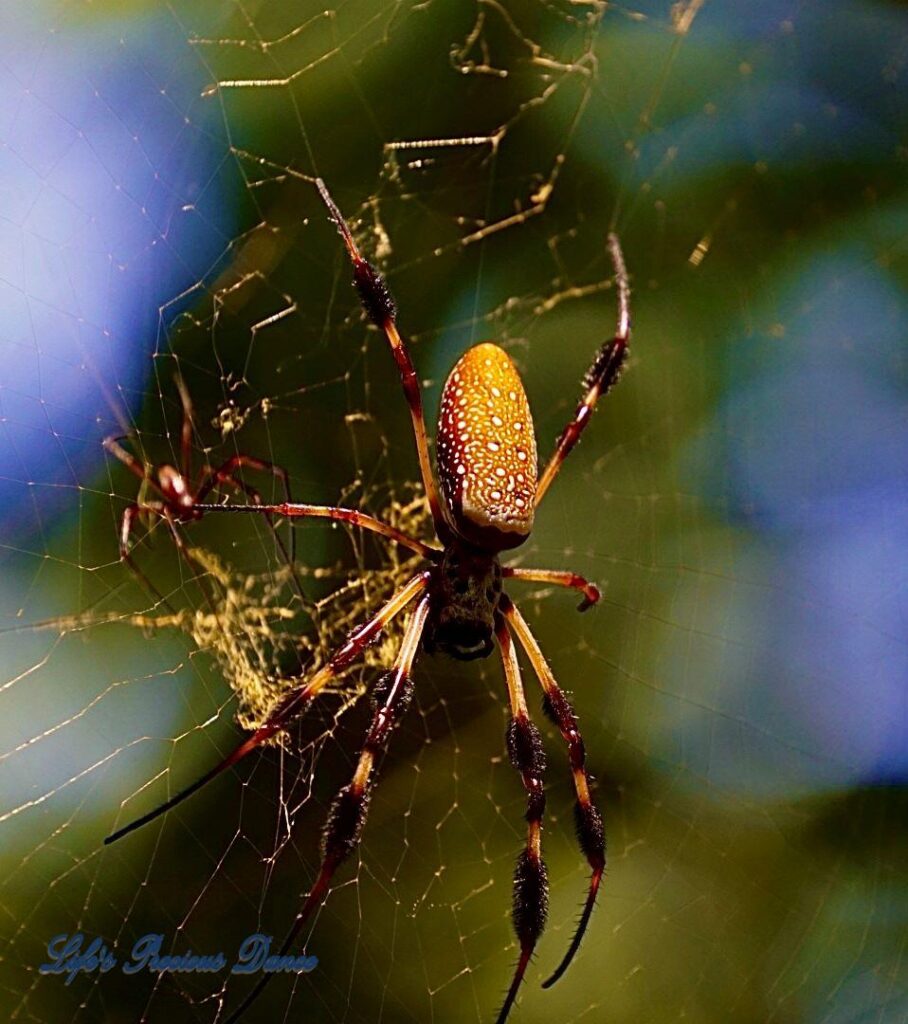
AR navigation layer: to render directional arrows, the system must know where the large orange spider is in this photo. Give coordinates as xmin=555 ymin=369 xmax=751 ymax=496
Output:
xmin=104 ymin=179 xmax=631 ymax=1024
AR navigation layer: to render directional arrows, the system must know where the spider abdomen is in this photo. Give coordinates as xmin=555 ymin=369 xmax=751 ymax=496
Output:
xmin=437 ymin=343 xmax=537 ymax=551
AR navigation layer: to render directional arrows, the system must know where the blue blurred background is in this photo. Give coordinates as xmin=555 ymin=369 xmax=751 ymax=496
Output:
xmin=0 ymin=7 xmax=235 ymax=542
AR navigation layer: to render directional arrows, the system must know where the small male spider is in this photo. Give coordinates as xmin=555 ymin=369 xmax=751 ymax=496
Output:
xmin=104 ymin=179 xmax=631 ymax=1024
xmin=103 ymin=374 xmax=298 ymax=596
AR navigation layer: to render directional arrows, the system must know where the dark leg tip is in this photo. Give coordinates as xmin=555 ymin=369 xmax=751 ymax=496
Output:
xmin=577 ymin=584 xmax=600 ymax=612
xmin=540 ymin=865 xmax=603 ymax=988
xmin=494 ymin=944 xmax=534 ymax=1024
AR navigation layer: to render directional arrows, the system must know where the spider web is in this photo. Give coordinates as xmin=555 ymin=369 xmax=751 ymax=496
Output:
xmin=1 ymin=1 xmax=907 ymax=1022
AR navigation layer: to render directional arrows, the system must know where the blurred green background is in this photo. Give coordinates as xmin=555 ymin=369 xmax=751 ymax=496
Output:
xmin=1 ymin=1 xmax=906 ymax=1022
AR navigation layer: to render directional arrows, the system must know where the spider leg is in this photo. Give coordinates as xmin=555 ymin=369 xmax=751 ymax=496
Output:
xmin=314 ymin=178 xmax=450 ymax=541
xmin=223 ymin=594 xmax=432 ymax=1024
xmin=535 ymin=233 xmax=631 ymax=505
xmin=193 ymin=500 xmax=438 ymax=559
xmin=502 ymin=567 xmax=601 ymax=612
xmin=116 ymin=503 xmax=176 ymax=613
xmin=494 ymin=615 xmax=549 ymax=1024
xmin=158 ymin=508 xmax=222 ymax=612
xmin=118 ymin=502 xmax=146 ymax=560
xmin=174 ymin=371 xmax=194 ymax=481
xmin=160 ymin=508 xmax=201 ymax=573
xmin=103 ymin=435 xmax=165 ymax=495
xmin=103 ymin=571 xmax=430 ymax=846
xmin=196 ymin=453 xmax=293 ymax=551
xmin=198 ymin=461 xmax=306 ymax=605
xmin=501 ymin=596 xmax=605 ymax=988
xmin=118 ymin=498 xmax=214 ymax=610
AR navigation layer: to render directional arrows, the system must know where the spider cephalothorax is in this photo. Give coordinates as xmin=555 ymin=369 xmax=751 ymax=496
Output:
xmin=152 ymin=463 xmax=200 ymax=516
xmin=104 ymin=178 xmax=631 ymax=1024
xmin=424 ymin=540 xmax=503 ymax=660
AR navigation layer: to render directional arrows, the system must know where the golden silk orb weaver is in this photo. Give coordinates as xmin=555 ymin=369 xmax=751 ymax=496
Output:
xmin=103 ymin=178 xmax=632 ymax=1024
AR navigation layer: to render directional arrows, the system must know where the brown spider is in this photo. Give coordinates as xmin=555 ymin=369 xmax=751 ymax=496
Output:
xmin=104 ymin=179 xmax=631 ymax=1024
xmin=102 ymin=374 xmax=299 ymax=597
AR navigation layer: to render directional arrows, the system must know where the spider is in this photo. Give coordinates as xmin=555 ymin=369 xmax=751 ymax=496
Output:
xmin=103 ymin=179 xmax=631 ymax=1024
xmin=102 ymin=373 xmax=299 ymax=600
